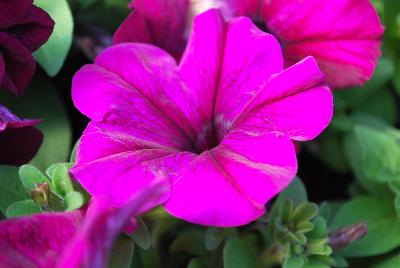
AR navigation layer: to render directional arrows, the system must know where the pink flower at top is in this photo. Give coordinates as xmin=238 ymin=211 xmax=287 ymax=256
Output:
xmin=114 ymin=0 xmax=383 ymax=89
xmin=71 ymin=10 xmax=333 ymax=227
xmin=0 ymin=180 xmax=167 ymax=268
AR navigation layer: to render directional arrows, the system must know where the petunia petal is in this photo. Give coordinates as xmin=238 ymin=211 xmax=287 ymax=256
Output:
xmin=114 ymin=0 xmax=189 ymax=58
xmin=233 ymin=57 xmax=333 ymax=141
xmin=0 ymin=32 xmax=36 ymax=95
xmin=164 ymin=132 xmax=297 ymax=227
xmin=58 ymin=180 xmax=168 ymax=268
xmin=0 ymin=210 xmax=83 ymax=268
xmin=71 ymin=146 xmax=172 ymax=207
xmin=72 ymin=43 xmax=197 ymax=151
xmin=0 ymin=105 xmax=43 ymax=165
xmin=0 ymin=0 xmax=32 ymax=29
xmin=179 ymin=9 xmax=283 ymax=149
xmin=6 ymin=6 xmax=54 ymax=52
xmin=262 ymin=0 xmax=384 ymax=88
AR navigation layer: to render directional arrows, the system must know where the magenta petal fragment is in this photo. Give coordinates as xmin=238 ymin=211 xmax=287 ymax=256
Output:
xmin=234 ymin=57 xmax=333 ymax=141
xmin=71 ymin=145 xmax=172 ymax=207
xmin=0 ymin=32 xmax=36 ymax=95
xmin=0 ymin=105 xmax=43 ymax=165
xmin=164 ymin=132 xmax=297 ymax=227
xmin=262 ymin=0 xmax=384 ymax=88
xmin=6 ymin=6 xmax=55 ymax=52
xmin=72 ymin=43 xmax=197 ymax=150
xmin=58 ymin=181 xmax=168 ymax=268
xmin=0 ymin=0 xmax=32 ymax=28
xmin=0 ymin=211 xmax=83 ymax=268
xmin=114 ymin=0 xmax=189 ymax=57
xmin=179 ymin=9 xmax=283 ymax=148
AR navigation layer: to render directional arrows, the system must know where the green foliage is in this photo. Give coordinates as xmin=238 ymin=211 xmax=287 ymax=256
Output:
xmin=131 ymin=218 xmax=151 ymax=250
xmin=3 ymin=163 xmax=85 ymax=218
xmin=223 ymin=237 xmax=256 ymax=268
xmin=6 ymin=200 xmax=41 ymax=218
xmin=0 ymin=165 xmax=28 ymax=214
xmin=33 ymin=0 xmax=74 ymax=76
xmin=19 ymin=165 xmax=49 ymax=191
xmin=0 ymin=75 xmax=72 ymax=170
xmin=332 ymin=196 xmax=400 ymax=257
xmin=108 ymin=235 xmax=135 ymax=268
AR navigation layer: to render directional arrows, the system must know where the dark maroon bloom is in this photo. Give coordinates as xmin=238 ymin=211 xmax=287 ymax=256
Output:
xmin=0 ymin=104 xmax=43 ymax=165
xmin=0 ymin=0 xmax=54 ymax=95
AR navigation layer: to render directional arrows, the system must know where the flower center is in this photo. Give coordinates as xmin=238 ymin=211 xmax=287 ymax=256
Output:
xmin=194 ymin=115 xmax=230 ymax=154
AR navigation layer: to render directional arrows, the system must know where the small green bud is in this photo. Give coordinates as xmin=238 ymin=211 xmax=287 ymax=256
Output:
xmin=30 ymin=182 xmax=50 ymax=207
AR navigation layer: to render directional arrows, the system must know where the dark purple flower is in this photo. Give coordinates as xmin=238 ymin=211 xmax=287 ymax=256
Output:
xmin=0 ymin=0 xmax=54 ymax=95
xmin=0 ymin=104 xmax=43 ymax=165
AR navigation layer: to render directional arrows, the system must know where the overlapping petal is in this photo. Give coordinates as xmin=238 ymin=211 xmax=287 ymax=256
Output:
xmin=0 ymin=0 xmax=32 ymax=29
xmin=261 ymin=0 xmax=383 ymax=88
xmin=179 ymin=9 xmax=283 ymax=149
xmin=6 ymin=6 xmax=55 ymax=52
xmin=0 ymin=104 xmax=43 ymax=165
xmin=0 ymin=180 xmax=167 ymax=268
xmin=114 ymin=0 xmax=189 ymax=58
xmin=0 ymin=32 xmax=36 ymax=95
xmin=0 ymin=210 xmax=83 ymax=268
xmin=165 ymin=132 xmax=297 ymax=226
xmin=233 ymin=57 xmax=333 ymax=141
xmin=0 ymin=1 xmax=54 ymax=95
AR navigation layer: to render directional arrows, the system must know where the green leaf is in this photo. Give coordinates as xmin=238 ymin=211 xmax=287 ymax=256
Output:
xmin=352 ymin=125 xmax=400 ymax=182
xmin=131 ymin=218 xmax=151 ymax=250
xmin=108 ymin=235 xmax=134 ymax=268
xmin=6 ymin=200 xmax=41 ymax=217
xmin=33 ymin=0 xmax=74 ymax=76
xmin=205 ymin=227 xmax=225 ymax=251
xmin=334 ymin=57 xmax=395 ymax=108
xmin=270 ymin=178 xmax=308 ymax=219
xmin=64 ymin=191 xmax=84 ymax=211
xmin=292 ymin=203 xmax=319 ymax=223
xmin=70 ymin=139 xmax=80 ymax=163
xmin=283 ymin=256 xmax=305 ymax=268
xmin=331 ymin=196 xmax=400 ymax=257
xmin=223 ymin=237 xmax=256 ymax=268
xmin=312 ymin=130 xmax=349 ymax=172
xmin=344 ymin=132 xmax=392 ymax=195
xmin=0 ymin=165 xmax=29 ymax=214
xmin=170 ymin=229 xmax=207 ymax=258
xmin=372 ymin=251 xmax=400 ymax=268
xmin=187 ymin=258 xmax=208 ymax=268
xmin=354 ymin=88 xmax=398 ymax=125
xmin=0 ymin=75 xmax=72 ymax=170
xmin=46 ymin=163 xmax=73 ymax=197
xmin=19 ymin=165 xmax=49 ymax=191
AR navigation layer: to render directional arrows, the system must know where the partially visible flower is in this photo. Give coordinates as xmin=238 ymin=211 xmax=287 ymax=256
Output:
xmin=72 ymin=10 xmax=333 ymax=227
xmin=113 ymin=0 xmax=189 ymax=59
xmin=0 ymin=0 xmax=54 ymax=95
xmin=0 ymin=179 xmax=168 ymax=268
xmin=0 ymin=104 xmax=43 ymax=165
xmin=114 ymin=0 xmax=383 ymax=89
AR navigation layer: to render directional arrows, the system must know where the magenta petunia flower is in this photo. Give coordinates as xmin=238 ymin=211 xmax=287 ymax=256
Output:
xmin=0 ymin=104 xmax=43 ymax=165
xmin=0 ymin=0 xmax=54 ymax=95
xmin=114 ymin=0 xmax=383 ymax=89
xmin=0 ymin=180 xmax=167 ymax=268
xmin=71 ymin=10 xmax=333 ymax=227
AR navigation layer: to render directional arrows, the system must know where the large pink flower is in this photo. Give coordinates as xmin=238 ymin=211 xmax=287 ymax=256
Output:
xmin=72 ymin=9 xmax=333 ymax=227
xmin=0 ymin=180 xmax=167 ymax=268
xmin=114 ymin=0 xmax=383 ymax=89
